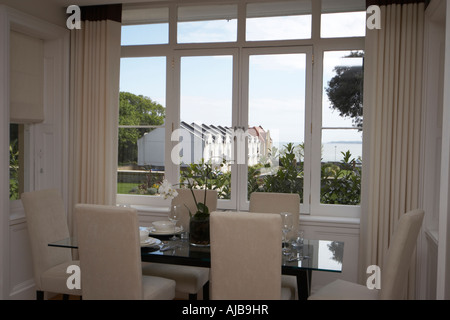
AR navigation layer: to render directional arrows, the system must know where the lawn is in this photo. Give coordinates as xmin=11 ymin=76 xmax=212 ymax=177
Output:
xmin=117 ymin=182 xmax=140 ymax=194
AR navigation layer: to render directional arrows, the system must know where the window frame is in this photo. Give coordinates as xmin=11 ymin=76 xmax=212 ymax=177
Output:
xmin=311 ymin=44 xmax=364 ymax=218
xmin=239 ymin=46 xmax=313 ymax=213
xmin=117 ymin=0 xmax=366 ymax=218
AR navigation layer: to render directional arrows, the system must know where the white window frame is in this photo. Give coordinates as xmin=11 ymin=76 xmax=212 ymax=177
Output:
xmin=173 ymin=48 xmax=240 ymax=211
xmin=311 ymin=42 xmax=364 ymax=218
xmin=239 ymin=46 xmax=313 ymax=213
xmin=117 ymin=0 xmax=366 ymax=219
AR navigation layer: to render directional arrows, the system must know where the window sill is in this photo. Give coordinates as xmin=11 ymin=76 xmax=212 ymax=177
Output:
xmin=131 ymin=204 xmax=170 ymax=216
xmin=425 ymin=228 xmax=439 ymax=247
xmin=130 ymin=202 xmax=361 ymax=228
xmin=299 ymin=214 xmax=360 ymax=228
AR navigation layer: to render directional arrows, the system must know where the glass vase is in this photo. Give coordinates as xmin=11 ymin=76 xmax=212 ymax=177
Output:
xmin=189 ymin=215 xmax=210 ymax=246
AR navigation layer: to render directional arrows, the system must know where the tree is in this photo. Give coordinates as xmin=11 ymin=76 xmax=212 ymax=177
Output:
xmin=325 ymin=51 xmax=364 ymax=128
xmin=118 ymin=92 xmax=165 ymax=164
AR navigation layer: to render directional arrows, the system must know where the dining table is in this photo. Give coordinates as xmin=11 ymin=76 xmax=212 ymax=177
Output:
xmin=49 ymin=230 xmax=344 ymax=300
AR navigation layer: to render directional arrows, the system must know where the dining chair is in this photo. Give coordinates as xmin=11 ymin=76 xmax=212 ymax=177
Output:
xmin=308 ymin=209 xmax=425 ymax=300
xmin=21 ymin=188 xmax=82 ymax=300
xmin=210 ymin=211 xmax=292 ymax=300
xmin=142 ymin=188 xmax=217 ymax=300
xmin=249 ymin=192 xmax=300 ymax=299
xmin=75 ymin=203 xmax=176 ymax=300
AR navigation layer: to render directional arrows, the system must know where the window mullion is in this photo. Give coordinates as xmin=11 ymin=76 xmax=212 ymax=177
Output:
xmin=164 ymin=52 xmax=179 ymax=185
xmin=301 ymin=47 xmax=314 ymax=214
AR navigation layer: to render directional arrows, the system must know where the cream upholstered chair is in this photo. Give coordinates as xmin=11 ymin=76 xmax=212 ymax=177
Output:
xmin=249 ymin=192 xmax=300 ymax=233
xmin=308 ymin=209 xmax=424 ymax=300
xmin=210 ymin=211 xmax=291 ymax=300
xmin=75 ymin=203 xmax=176 ymax=300
xmin=21 ymin=189 xmax=82 ymax=300
xmin=142 ymin=188 xmax=217 ymax=300
xmin=249 ymin=192 xmax=300 ymax=299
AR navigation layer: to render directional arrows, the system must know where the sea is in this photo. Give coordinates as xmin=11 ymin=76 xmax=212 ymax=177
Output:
xmin=321 ymin=142 xmax=362 ymax=162
xmin=276 ymin=141 xmax=362 ymax=163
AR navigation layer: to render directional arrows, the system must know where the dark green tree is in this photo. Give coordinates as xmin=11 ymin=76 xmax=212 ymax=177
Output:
xmin=326 ymin=51 xmax=364 ymax=128
xmin=119 ymin=92 xmax=165 ymax=164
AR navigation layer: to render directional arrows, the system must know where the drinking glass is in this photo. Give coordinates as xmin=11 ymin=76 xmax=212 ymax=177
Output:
xmin=292 ymin=230 xmax=304 ymax=248
xmin=169 ymin=205 xmax=180 ymax=240
xmin=280 ymin=212 xmax=293 ymax=255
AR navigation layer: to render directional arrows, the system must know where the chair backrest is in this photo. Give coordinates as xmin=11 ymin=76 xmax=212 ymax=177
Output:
xmin=21 ymin=189 xmax=72 ymax=290
xmin=249 ymin=192 xmax=300 ymax=233
xmin=210 ymin=211 xmax=282 ymax=300
xmin=380 ymin=209 xmax=424 ymax=300
xmin=172 ymin=188 xmax=217 ymax=231
xmin=75 ymin=203 xmax=143 ymax=300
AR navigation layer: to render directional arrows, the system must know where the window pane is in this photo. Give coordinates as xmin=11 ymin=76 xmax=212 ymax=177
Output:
xmin=321 ymin=49 xmax=363 ymax=206
xmin=10 ymin=124 xmax=20 ymax=200
xmin=321 ymin=129 xmax=362 ymax=205
xmin=246 ymin=1 xmax=311 ymax=41
xmin=177 ymin=5 xmax=237 ymax=43
xmin=321 ymin=12 xmax=366 ymax=38
xmin=248 ymin=53 xmax=306 ymax=202
xmin=321 ymin=0 xmax=366 ymax=38
xmin=179 ymin=56 xmax=233 ymax=200
xmin=322 ymin=50 xmax=364 ymax=128
xmin=118 ymin=57 xmax=166 ymax=195
xmin=121 ymin=7 xmax=169 ymax=45
xmin=121 ymin=24 xmax=169 ymax=46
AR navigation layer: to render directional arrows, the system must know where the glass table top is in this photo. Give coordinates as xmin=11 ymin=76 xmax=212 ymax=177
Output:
xmin=49 ymin=236 xmax=343 ymax=273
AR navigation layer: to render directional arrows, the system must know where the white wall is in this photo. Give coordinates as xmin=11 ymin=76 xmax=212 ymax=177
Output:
xmin=437 ymin=0 xmax=450 ymax=299
xmin=0 ymin=6 xmax=69 ymax=299
xmin=0 ymin=0 xmax=66 ymax=27
xmin=419 ymin=0 xmax=446 ymax=300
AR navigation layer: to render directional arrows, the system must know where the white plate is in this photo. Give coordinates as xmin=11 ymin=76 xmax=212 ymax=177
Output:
xmin=140 ymin=237 xmax=161 ymax=247
xmin=148 ymin=226 xmax=183 ymax=236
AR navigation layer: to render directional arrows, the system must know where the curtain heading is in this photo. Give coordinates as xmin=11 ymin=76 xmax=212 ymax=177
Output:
xmin=366 ymin=0 xmax=427 ymax=6
xmin=81 ymin=4 xmax=122 ymax=22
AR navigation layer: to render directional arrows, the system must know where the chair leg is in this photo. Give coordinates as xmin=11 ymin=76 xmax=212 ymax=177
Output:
xmin=36 ymin=291 xmax=44 ymax=300
xmin=203 ymin=281 xmax=210 ymax=300
xmin=188 ymin=293 xmax=197 ymax=300
xmin=63 ymin=294 xmax=69 ymax=300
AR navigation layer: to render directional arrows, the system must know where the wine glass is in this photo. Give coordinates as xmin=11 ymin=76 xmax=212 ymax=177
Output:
xmin=280 ymin=212 xmax=293 ymax=256
xmin=169 ymin=205 xmax=180 ymax=241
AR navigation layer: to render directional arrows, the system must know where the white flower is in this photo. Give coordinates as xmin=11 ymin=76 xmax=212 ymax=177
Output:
xmin=159 ymin=179 xmax=178 ymax=200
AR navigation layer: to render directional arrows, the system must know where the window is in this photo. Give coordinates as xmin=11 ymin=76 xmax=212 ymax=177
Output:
xmin=246 ymin=1 xmax=312 ymax=41
xmin=320 ymin=51 xmax=363 ymax=206
xmin=121 ymin=7 xmax=169 ymax=45
xmin=118 ymin=57 xmax=166 ymax=196
xmin=321 ymin=0 xmax=366 ymax=38
xmin=9 ymin=124 xmax=21 ymax=200
xmin=245 ymin=49 xmax=311 ymax=213
xmin=177 ymin=4 xmax=238 ymax=43
xmin=119 ymin=1 xmax=365 ymax=218
xmin=178 ymin=54 xmax=235 ymax=201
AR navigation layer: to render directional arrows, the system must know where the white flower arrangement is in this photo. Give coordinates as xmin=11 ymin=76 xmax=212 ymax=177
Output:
xmin=158 ymin=179 xmax=178 ymax=200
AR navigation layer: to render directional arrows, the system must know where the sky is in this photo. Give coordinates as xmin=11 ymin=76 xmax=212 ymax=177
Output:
xmin=119 ymin=11 xmax=366 ymax=155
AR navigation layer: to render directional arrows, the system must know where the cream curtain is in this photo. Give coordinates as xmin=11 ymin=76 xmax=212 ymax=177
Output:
xmin=360 ymin=1 xmax=424 ymax=299
xmin=68 ymin=6 xmax=121 ymax=232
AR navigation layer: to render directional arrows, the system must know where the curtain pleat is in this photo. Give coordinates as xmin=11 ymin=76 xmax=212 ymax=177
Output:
xmin=360 ymin=2 xmax=424 ymax=299
xmin=68 ymin=18 xmax=121 ymax=233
